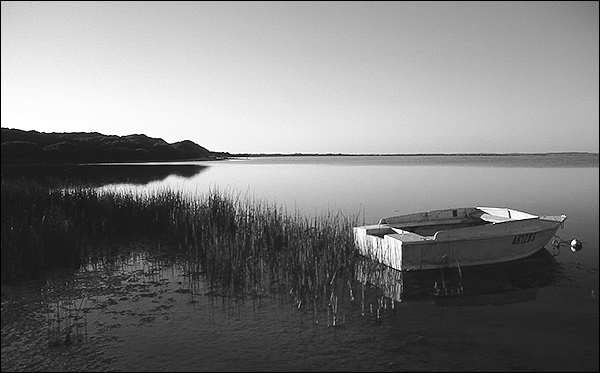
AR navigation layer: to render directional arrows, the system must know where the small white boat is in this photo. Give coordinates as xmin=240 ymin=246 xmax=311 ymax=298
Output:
xmin=353 ymin=207 xmax=567 ymax=271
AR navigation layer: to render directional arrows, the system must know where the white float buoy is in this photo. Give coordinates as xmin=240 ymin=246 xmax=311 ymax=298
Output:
xmin=570 ymin=239 xmax=583 ymax=252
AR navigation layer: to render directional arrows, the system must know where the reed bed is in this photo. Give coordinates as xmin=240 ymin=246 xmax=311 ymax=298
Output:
xmin=1 ymin=179 xmax=361 ymax=307
xmin=42 ymin=277 xmax=88 ymax=346
xmin=166 ymin=187 xmax=362 ymax=304
xmin=1 ymin=178 xmax=186 ymax=282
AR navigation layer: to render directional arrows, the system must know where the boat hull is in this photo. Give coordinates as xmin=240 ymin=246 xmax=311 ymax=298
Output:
xmin=354 ymin=216 xmax=564 ymax=271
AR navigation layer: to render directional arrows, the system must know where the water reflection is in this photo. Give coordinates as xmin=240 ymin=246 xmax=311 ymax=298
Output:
xmin=356 ymin=248 xmax=562 ymax=307
xmin=34 ymin=244 xmax=597 ymax=372
xmin=0 ymin=163 xmax=208 ymax=187
xmin=49 ymin=244 xmax=564 ymax=338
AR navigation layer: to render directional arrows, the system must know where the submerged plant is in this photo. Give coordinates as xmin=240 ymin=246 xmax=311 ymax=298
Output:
xmin=42 ymin=278 xmax=88 ymax=346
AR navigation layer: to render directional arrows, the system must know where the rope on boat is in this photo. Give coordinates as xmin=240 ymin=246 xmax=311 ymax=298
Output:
xmin=552 ymin=235 xmax=583 ymax=256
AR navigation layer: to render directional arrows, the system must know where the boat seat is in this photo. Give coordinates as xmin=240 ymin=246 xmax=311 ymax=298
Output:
xmin=479 ymin=213 xmax=513 ymax=223
xmin=388 ymin=228 xmax=428 ymax=241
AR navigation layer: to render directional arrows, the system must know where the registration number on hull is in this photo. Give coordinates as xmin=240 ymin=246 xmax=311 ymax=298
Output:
xmin=512 ymin=232 xmax=536 ymax=245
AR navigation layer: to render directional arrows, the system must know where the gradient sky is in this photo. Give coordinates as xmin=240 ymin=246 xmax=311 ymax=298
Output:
xmin=2 ymin=1 xmax=598 ymax=154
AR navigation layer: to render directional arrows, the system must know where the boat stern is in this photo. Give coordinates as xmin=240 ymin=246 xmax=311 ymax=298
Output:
xmin=353 ymin=225 xmax=403 ymax=270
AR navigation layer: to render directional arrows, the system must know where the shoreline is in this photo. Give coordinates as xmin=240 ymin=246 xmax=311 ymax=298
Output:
xmin=228 ymin=151 xmax=599 ymax=157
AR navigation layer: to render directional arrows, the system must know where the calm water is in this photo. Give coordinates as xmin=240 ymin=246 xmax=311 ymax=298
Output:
xmin=100 ymin=155 xmax=599 ymax=267
xmin=4 ymin=154 xmax=599 ymax=371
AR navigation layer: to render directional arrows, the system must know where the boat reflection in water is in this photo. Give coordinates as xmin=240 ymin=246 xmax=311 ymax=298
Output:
xmin=356 ymin=247 xmax=562 ymax=307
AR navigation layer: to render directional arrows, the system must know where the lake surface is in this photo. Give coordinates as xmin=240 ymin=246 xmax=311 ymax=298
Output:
xmin=99 ymin=154 xmax=599 ymax=267
xmin=2 ymin=154 xmax=599 ymax=371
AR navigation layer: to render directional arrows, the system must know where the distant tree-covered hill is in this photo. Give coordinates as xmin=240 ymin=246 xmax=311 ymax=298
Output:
xmin=1 ymin=128 xmax=223 ymax=164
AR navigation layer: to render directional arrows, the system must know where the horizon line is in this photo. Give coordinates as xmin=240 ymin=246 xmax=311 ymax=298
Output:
xmin=222 ymin=151 xmax=599 ymax=157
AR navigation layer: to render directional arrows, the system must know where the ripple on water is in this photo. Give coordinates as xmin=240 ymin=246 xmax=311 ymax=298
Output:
xmin=2 ymin=248 xmax=598 ymax=372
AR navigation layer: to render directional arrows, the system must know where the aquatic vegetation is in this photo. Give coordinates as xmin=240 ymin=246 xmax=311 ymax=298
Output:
xmin=42 ymin=278 xmax=88 ymax=346
xmin=1 ymin=179 xmax=186 ymax=281
xmin=1 ymin=177 xmax=382 ymax=336
xmin=1 ymin=179 xmax=361 ymax=310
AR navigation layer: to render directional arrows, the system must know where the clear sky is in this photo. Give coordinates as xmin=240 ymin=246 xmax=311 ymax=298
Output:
xmin=2 ymin=1 xmax=598 ymax=154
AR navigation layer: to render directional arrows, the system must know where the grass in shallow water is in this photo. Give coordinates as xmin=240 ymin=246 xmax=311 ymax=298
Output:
xmin=1 ymin=178 xmax=361 ymax=304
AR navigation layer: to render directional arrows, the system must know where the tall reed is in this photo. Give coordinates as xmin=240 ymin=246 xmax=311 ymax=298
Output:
xmin=1 ymin=178 xmax=361 ymax=305
xmin=1 ymin=178 xmax=188 ymax=281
